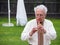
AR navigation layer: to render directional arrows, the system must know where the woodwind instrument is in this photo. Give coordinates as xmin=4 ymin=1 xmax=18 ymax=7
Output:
xmin=37 ymin=22 xmax=43 ymax=45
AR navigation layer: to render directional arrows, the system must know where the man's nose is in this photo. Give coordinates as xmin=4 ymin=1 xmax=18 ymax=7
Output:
xmin=37 ymin=16 xmax=41 ymax=19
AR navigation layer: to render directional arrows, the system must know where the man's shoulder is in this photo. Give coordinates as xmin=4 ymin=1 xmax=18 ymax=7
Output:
xmin=27 ymin=19 xmax=36 ymax=24
xmin=45 ymin=19 xmax=53 ymax=24
xmin=28 ymin=19 xmax=36 ymax=22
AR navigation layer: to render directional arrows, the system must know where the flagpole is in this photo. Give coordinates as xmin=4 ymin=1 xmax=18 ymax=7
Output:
xmin=2 ymin=0 xmax=14 ymax=27
xmin=8 ymin=0 xmax=10 ymax=25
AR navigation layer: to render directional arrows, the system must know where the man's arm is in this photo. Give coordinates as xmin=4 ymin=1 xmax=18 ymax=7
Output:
xmin=21 ymin=22 xmax=33 ymax=41
xmin=45 ymin=22 xmax=57 ymax=40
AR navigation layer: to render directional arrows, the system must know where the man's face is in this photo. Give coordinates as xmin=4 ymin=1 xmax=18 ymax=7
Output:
xmin=35 ymin=9 xmax=46 ymax=22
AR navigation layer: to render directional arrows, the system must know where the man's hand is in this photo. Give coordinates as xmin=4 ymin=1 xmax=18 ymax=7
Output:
xmin=29 ymin=27 xmax=37 ymax=36
xmin=29 ymin=24 xmax=46 ymax=36
xmin=37 ymin=24 xmax=46 ymax=33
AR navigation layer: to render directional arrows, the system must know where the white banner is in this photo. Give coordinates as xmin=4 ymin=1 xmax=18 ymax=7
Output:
xmin=16 ymin=0 xmax=27 ymax=26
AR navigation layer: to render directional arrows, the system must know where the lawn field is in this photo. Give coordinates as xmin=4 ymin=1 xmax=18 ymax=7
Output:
xmin=0 ymin=17 xmax=60 ymax=45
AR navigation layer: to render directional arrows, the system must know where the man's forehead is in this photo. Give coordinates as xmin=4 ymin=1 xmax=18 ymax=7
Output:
xmin=36 ymin=9 xmax=45 ymax=13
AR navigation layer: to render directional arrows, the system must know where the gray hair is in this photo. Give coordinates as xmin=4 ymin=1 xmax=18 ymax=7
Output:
xmin=34 ymin=4 xmax=48 ymax=14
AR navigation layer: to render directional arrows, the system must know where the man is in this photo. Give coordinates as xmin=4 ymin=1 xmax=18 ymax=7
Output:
xmin=21 ymin=4 xmax=57 ymax=45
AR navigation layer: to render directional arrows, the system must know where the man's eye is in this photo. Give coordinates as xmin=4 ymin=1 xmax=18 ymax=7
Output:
xmin=40 ymin=14 xmax=43 ymax=16
xmin=37 ymin=14 xmax=43 ymax=16
xmin=37 ymin=14 xmax=39 ymax=15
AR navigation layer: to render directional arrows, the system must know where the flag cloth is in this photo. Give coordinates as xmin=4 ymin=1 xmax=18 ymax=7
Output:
xmin=16 ymin=0 xmax=27 ymax=26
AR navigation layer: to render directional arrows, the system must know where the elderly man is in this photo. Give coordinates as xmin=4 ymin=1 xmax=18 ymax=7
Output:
xmin=21 ymin=5 xmax=57 ymax=45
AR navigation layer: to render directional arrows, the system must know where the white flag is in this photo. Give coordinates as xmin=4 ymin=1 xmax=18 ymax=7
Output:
xmin=16 ymin=0 xmax=27 ymax=26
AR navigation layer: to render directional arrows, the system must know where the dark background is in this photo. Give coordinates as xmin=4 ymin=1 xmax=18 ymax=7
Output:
xmin=0 ymin=0 xmax=60 ymax=18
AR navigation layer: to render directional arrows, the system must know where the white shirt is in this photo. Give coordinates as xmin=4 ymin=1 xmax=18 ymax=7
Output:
xmin=21 ymin=19 xmax=57 ymax=45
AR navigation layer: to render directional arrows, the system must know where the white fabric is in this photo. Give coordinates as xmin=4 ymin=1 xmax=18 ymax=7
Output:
xmin=16 ymin=0 xmax=27 ymax=26
xmin=21 ymin=19 xmax=57 ymax=45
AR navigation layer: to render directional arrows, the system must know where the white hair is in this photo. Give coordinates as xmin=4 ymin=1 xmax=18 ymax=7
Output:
xmin=34 ymin=4 xmax=48 ymax=14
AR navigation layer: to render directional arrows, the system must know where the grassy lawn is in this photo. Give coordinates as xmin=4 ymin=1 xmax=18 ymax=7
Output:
xmin=0 ymin=17 xmax=60 ymax=45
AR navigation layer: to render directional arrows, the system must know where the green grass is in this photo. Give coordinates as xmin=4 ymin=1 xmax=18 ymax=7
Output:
xmin=50 ymin=19 xmax=60 ymax=45
xmin=0 ymin=17 xmax=60 ymax=45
